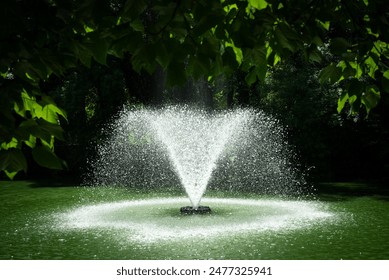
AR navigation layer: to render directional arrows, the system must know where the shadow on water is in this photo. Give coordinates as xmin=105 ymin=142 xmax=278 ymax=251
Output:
xmin=315 ymin=182 xmax=389 ymax=202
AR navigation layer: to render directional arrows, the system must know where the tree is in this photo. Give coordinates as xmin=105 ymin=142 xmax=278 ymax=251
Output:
xmin=1 ymin=0 xmax=388 ymax=178
xmin=50 ymin=58 xmax=129 ymax=177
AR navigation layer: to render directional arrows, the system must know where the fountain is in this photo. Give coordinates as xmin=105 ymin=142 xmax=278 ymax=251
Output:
xmin=88 ymin=106 xmax=306 ymax=210
xmin=64 ymin=105 xmax=333 ymax=244
xmin=0 ymin=107 xmax=383 ymax=260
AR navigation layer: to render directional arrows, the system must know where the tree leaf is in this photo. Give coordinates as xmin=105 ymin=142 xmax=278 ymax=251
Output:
xmin=0 ymin=148 xmax=27 ymax=175
xmin=211 ymin=54 xmax=224 ymax=77
xmin=319 ymin=63 xmax=342 ymax=84
xmin=188 ymin=54 xmax=210 ymax=80
xmin=24 ymin=135 xmax=37 ymax=149
xmin=32 ymin=146 xmax=65 ymax=170
xmin=347 ymin=94 xmax=358 ymax=111
xmin=17 ymin=89 xmax=43 ymax=118
xmin=123 ymin=0 xmax=148 ymax=19
xmin=36 ymin=119 xmax=64 ymax=141
xmin=0 ymin=137 xmax=18 ymax=150
xmin=18 ymin=119 xmax=51 ymax=143
xmin=346 ymin=79 xmax=365 ymax=113
xmin=19 ymin=119 xmax=64 ymax=142
xmin=337 ymin=91 xmax=349 ymax=113
xmin=155 ymin=43 xmax=173 ymax=69
xmin=382 ymin=70 xmax=389 ymax=93
xmin=330 ymin=37 xmax=352 ymax=54
xmin=84 ymin=36 xmax=109 ymax=65
xmin=362 ymin=86 xmax=380 ymax=114
xmin=341 ymin=64 xmax=357 ymax=79
xmin=110 ymin=30 xmax=143 ymax=57
xmin=249 ymin=0 xmax=268 ymax=10
xmin=40 ymin=103 xmax=68 ymax=124
xmin=348 ymin=78 xmax=364 ymax=97
xmin=245 ymin=68 xmax=257 ymax=86
xmin=222 ymin=47 xmax=239 ymax=70
xmin=131 ymin=44 xmax=158 ymax=74
xmin=4 ymin=170 xmax=18 ymax=180
xmin=166 ymin=61 xmax=187 ymax=87
xmin=317 ymin=20 xmax=330 ymax=31
xmin=225 ymin=42 xmax=243 ymax=65
xmin=308 ymin=48 xmax=322 ymax=63
xmin=130 ymin=19 xmax=144 ymax=32
xmin=79 ymin=50 xmax=93 ymax=68
xmin=274 ymin=28 xmax=295 ymax=52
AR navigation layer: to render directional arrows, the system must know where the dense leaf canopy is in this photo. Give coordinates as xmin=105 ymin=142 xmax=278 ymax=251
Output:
xmin=1 ymin=0 xmax=388 ymax=178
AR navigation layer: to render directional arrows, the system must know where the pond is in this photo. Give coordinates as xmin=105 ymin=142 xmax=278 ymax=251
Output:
xmin=0 ymin=181 xmax=388 ymax=259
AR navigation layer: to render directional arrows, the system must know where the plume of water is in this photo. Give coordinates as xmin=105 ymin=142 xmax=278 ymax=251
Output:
xmin=148 ymin=108 xmax=248 ymax=207
xmin=88 ymin=106 xmax=307 ymax=207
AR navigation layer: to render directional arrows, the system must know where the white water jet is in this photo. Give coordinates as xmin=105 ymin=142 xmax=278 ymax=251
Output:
xmin=89 ymin=106 xmax=307 ymax=208
xmin=148 ymin=109 xmax=248 ymax=207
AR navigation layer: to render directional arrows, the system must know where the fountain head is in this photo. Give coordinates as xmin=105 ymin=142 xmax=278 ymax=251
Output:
xmin=180 ymin=205 xmax=211 ymax=215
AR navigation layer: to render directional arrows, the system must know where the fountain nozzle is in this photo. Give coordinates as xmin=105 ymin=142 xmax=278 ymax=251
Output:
xmin=180 ymin=206 xmax=211 ymax=215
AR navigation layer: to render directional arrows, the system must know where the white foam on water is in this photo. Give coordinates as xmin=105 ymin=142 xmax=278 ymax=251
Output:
xmin=56 ymin=198 xmax=334 ymax=243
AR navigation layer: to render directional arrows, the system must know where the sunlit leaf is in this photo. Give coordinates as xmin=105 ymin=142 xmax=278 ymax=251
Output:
xmin=338 ymin=60 xmax=357 ymax=79
xmin=249 ymin=0 xmax=268 ymax=10
xmin=225 ymin=42 xmax=243 ymax=65
xmin=24 ymin=135 xmax=37 ymax=149
xmin=348 ymin=94 xmax=361 ymax=112
xmin=16 ymin=89 xmax=43 ymax=118
xmin=0 ymin=137 xmax=18 ymax=150
xmin=364 ymin=56 xmax=378 ymax=78
xmin=4 ymin=170 xmax=18 ymax=180
xmin=41 ymin=104 xmax=68 ymax=124
xmin=349 ymin=62 xmax=363 ymax=79
xmin=317 ymin=20 xmax=330 ymax=31
xmin=83 ymin=25 xmax=94 ymax=33
xmin=337 ymin=91 xmax=349 ymax=113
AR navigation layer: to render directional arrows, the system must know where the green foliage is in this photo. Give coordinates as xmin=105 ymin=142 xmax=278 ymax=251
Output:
xmin=0 ymin=149 xmax=27 ymax=179
xmin=248 ymin=0 xmax=268 ymax=11
xmin=1 ymin=0 xmax=389 ymax=179
xmin=257 ymin=53 xmax=389 ymax=181
xmin=32 ymin=146 xmax=66 ymax=170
